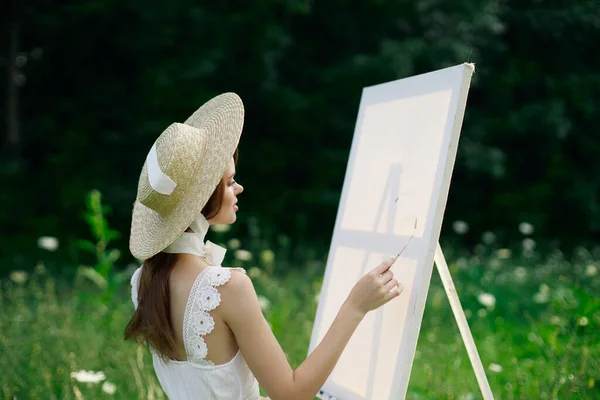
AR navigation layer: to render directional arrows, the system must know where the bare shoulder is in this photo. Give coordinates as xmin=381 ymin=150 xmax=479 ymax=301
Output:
xmin=223 ymin=268 xmax=252 ymax=288
xmin=220 ymin=269 xmax=255 ymax=300
xmin=219 ymin=269 xmax=259 ymax=318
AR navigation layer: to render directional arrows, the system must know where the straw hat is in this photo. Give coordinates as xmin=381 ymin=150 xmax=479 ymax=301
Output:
xmin=129 ymin=92 xmax=244 ymax=260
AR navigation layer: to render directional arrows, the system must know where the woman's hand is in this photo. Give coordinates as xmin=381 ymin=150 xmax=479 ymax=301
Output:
xmin=346 ymin=255 xmax=403 ymax=315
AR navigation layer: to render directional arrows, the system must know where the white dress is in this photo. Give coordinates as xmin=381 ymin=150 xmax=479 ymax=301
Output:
xmin=130 ymin=264 xmax=261 ymax=400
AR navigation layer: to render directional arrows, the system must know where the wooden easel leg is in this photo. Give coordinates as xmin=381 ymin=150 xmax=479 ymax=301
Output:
xmin=434 ymin=242 xmax=495 ymax=400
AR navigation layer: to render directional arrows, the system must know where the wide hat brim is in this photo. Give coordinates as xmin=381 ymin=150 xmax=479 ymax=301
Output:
xmin=129 ymin=93 xmax=244 ymax=260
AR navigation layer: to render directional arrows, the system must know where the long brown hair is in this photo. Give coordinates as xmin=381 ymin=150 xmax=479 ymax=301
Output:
xmin=124 ymin=149 xmax=238 ymax=360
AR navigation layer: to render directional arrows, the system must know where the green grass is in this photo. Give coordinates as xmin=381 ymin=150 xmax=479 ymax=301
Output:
xmin=1 ymin=246 xmax=599 ymax=399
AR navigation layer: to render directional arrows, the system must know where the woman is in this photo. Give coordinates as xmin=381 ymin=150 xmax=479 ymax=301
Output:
xmin=125 ymin=93 xmax=403 ymax=400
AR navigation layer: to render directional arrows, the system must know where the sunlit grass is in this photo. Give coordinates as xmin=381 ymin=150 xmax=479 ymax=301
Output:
xmin=1 ymin=245 xmax=598 ymax=399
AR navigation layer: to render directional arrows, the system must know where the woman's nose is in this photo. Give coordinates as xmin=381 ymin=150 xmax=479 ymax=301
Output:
xmin=236 ymin=183 xmax=244 ymax=194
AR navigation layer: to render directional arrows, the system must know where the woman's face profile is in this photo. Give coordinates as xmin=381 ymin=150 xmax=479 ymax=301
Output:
xmin=207 ymin=157 xmax=243 ymax=225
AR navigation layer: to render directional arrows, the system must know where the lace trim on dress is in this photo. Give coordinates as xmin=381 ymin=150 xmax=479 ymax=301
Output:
xmin=183 ymin=266 xmax=245 ymax=366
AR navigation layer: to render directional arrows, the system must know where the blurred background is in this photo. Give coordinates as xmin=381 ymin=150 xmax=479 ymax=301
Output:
xmin=1 ymin=1 xmax=599 ymax=399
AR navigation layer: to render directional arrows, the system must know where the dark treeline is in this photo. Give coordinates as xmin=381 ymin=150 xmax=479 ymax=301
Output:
xmin=1 ymin=0 xmax=599 ymax=272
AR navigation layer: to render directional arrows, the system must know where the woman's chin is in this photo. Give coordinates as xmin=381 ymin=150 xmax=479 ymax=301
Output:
xmin=208 ymin=212 xmax=237 ymax=226
xmin=229 ymin=212 xmax=237 ymax=224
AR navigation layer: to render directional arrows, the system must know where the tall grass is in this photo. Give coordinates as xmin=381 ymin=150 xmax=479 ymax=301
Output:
xmin=2 ymin=192 xmax=598 ymax=398
xmin=1 ymin=245 xmax=598 ymax=399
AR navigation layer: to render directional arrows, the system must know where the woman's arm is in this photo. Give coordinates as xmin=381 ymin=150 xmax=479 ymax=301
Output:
xmin=291 ymin=299 xmax=364 ymax=397
xmin=220 ymin=258 xmax=401 ymax=400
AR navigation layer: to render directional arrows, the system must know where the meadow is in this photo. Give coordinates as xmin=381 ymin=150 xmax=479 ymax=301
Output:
xmin=1 ymin=193 xmax=599 ymax=399
xmin=2 ymin=245 xmax=598 ymax=399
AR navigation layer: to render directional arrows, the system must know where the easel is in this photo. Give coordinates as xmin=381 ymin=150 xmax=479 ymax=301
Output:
xmin=311 ymin=63 xmax=493 ymax=400
xmin=433 ymin=242 xmax=494 ymax=400
xmin=318 ymin=242 xmax=494 ymax=400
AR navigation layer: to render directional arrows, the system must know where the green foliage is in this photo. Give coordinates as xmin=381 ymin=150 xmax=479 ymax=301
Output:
xmin=0 ymin=273 xmax=165 ymax=399
xmin=1 ymin=1 xmax=599 ymax=274
xmin=75 ymin=190 xmax=131 ymax=304
xmin=1 ymin=237 xmax=599 ymax=399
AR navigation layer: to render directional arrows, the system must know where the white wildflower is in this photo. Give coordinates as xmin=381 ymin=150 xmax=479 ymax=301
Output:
xmin=234 ymin=249 xmax=252 ymax=261
xmin=102 ymin=381 xmax=117 ymax=395
xmin=70 ymin=370 xmax=106 ymax=383
xmin=227 ymin=238 xmax=241 ymax=249
xmin=519 ymin=222 xmax=534 ymax=235
xmin=211 ymin=224 xmax=230 ymax=233
xmin=452 ymin=220 xmax=469 ymax=235
xmin=37 ymin=236 xmax=59 ymax=251
xmin=482 ymin=231 xmax=496 ymax=244
xmin=514 ymin=267 xmax=527 ymax=281
xmin=522 ymin=238 xmax=536 ymax=251
xmin=488 ymin=363 xmax=503 ymax=373
xmin=478 ymin=293 xmax=496 ymax=308
xmin=496 ymin=248 xmax=512 ymax=259
xmin=9 ymin=270 xmax=28 ymax=284
xmin=247 ymin=267 xmax=261 ymax=278
xmin=260 ymin=249 xmax=275 ymax=264
xmin=533 ymin=284 xmax=550 ymax=304
xmin=488 ymin=258 xmax=501 ymax=270
xmin=477 ymin=309 xmax=487 ymax=317
xmin=577 ymin=316 xmax=589 ymax=326
xmin=585 ymin=264 xmax=597 ymax=277
xmin=257 ymin=296 xmax=271 ymax=312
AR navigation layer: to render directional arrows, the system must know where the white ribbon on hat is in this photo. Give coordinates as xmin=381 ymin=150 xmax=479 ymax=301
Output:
xmin=162 ymin=212 xmax=227 ymax=265
xmin=147 ymin=142 xmax=177 ymax=195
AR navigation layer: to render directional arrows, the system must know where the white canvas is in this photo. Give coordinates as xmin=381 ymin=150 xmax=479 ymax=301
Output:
xmin=309 ymin=63 xmax=474 ymax=400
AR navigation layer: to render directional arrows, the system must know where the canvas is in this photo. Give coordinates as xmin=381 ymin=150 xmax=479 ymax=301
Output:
xmin=309 ymin=63 xmax=475 ymax=400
